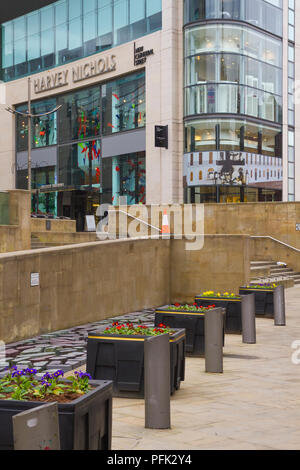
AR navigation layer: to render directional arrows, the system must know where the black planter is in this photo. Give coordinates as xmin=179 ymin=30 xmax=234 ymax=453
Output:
xmin=0 ymin=380 xmax=113 ymax=450
xmin=86 ymin=329 xmax=186 ymax=398
xmin=155 ymin=306 xmax=225 ymax=357
xmin=194 ymin=295 xmax=245 ymax=334
xmin=239 ymin=286 xmax=279 ymax=318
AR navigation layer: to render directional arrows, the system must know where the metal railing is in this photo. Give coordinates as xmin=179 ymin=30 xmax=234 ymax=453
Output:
xmin=114 ymin=209 xmax=162 ymax=233
xmin=251 ymin=235 xmax=300 ymax=254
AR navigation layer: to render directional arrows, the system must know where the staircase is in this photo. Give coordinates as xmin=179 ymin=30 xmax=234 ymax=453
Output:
xmin=250 ymin=261 xmax=300 ymax=287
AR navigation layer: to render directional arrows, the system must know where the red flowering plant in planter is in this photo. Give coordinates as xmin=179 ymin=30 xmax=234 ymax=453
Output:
xmin=102 ymin=322 xmax=175 ymax=336
xmin=165 ymin=303 xmax=217 ymax=313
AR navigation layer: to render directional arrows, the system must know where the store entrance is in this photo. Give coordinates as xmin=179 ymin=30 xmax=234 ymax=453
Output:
xmin=57 ymin=190 xmax=100 ymax=232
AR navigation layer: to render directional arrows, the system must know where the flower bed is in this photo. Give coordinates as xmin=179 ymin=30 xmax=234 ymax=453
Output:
xmin=87 ymin=323 xmax=186 ymax=398
xmin=155 ymin=304 xmax=225 ymax=357
xmin=0 ymin=367 xmax=113 ymax=450
xmin=195 ymin=292 xmax=246 ymax=334
xmin=239 ymin=284 xmax=281 ymax=318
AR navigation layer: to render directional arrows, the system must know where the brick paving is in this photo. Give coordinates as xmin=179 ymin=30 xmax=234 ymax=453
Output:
xmin=0 ymin=309 xmax=155 ymax=376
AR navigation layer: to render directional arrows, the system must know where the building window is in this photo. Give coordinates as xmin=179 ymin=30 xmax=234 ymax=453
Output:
xmin=184 ymin=0 xmax=283 ymax=37
xmin=102 ymin=71 xmax=146 ymax=135
xmin=1 ymin=0 xmax=162 ymax=82
xmin=58 ymin=86 xmax=101 ymax=144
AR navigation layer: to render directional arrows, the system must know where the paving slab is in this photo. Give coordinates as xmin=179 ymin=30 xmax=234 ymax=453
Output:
xmin=111 ymin=286 xmax=300 ymax=450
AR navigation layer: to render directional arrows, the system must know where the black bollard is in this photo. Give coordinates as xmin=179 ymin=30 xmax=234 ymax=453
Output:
xmin=144 ymin=333 xmax=171 ymax=429
xmin=205 ymin=308 xmax=224 ymax=373
xmin=274 ymin=285 xmax=286 ymax=326
xmin=241 ymin=293 xmax=256 ymax=344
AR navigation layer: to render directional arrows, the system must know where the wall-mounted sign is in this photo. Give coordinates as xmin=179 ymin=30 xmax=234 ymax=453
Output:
xmin=155 ymin=125 xmax=168 ymax=149
xmin=134 ymin=43 xmax=154 ymax=66
xmin=296 ymin=224 xmax=300 ymax=231
xmin=31 ymin=273 xmax=40 ymax=287
xmin=34 ymin=55 xmax=117 ymax=94
xmin=184 ymin=151 xmax=283 ymax=187
xmin=85 ymin=215 xmax=96 ymax=232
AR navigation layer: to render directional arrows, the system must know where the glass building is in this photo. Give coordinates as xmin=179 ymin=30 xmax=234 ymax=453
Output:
xmin=183 ymin=0 xmax=285 ymax=203
xmin=2 ymin=0 xmax=162 ymax=229
xmin=1 ymin=0 xmax=162 ymax=82
xmin=0 ymin=0 xmax=298 ymax=224
xmin=15 ymin=70 xmax=147 ymax=229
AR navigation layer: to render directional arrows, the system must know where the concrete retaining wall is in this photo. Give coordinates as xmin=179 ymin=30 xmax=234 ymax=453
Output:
xmin=0 ymin=234 xmax=251 ymax=344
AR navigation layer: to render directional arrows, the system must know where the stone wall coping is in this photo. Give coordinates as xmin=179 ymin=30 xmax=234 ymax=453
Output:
xmin=0 ymin=234 xmax=251 ymax=261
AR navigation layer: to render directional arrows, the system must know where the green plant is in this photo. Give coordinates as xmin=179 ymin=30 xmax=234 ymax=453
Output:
xmin=0 ymin=367 xmax=92 ymax=402
xmin=166 ymin=303 xmax=216 ymax=312
xmin=103 ymin=322 xmax=175 ymax=336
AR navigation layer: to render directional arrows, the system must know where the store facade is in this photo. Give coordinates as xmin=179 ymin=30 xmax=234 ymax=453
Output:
xmin=183 ymin=0 xmax=296 ymax=204
xmin=0 ymin=0 xmax=299 ymax=228
xmin=0 ymin=0 xmax=184 ymax=229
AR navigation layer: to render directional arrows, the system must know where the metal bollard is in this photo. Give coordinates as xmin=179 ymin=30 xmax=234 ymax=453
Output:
xmin=13 ymin=403 xmax=60 ymax=450
xmin=274 ymin=285 xmax=286 ymax=326
xmin=241 ymin=293 xmax=256 ymax=344
xmin=205 ymin=308 xmax=224 ymax=373
xmin=144 ymin=333 xmax=171 ymax=429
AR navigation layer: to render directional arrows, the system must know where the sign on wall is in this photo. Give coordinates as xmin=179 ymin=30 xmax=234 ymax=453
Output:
xmin=31 ymin=273 xmax=40 ymax=287
xmin=134 ymin=43 xmax=154 ymax=66
xmin=296 ymin=224 xmax=300 ymax=231
xmin=184 ymin=151 xmax=283 ymax=187
xmin=155 ymin=125 xmax=168 ymax=149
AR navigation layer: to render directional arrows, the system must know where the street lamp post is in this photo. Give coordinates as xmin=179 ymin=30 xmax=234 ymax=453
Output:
xmin=6 ymin=77 xmax=62 ymax=202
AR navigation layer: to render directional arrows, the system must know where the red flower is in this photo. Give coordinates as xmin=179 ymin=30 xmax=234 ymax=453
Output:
xmin=159 ymin=323 xmax=166 ymax=328
xmin=174 ymin=303 xmax=181 ymax=307
xmin=193 ymin=303 xmax=197 ymax=306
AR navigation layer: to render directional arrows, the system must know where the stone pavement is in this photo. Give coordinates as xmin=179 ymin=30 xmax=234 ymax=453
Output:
xmin=112 ymin=286 xmax=300 ymax=450
xmin=0 ymin=310 xmax=155 ymax=376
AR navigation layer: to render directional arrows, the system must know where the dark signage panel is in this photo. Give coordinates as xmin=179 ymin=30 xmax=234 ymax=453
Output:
xmin=155 ymin=125 xmax=168 ymax=149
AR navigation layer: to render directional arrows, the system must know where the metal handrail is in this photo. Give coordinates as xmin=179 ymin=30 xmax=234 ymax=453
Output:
xmin=251 ymin=235 xmax=300 ymax=253
xmin=114 ymin=209 xmax=162 ymax=233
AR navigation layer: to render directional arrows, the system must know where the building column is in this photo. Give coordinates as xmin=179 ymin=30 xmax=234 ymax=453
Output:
xmin=145 ymin=0 xmax=184 ymax=205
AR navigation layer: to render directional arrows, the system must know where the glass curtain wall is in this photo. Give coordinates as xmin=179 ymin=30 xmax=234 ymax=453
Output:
xmin=1 ymin=0 xmax=162 ymax=81
xmin=184 ymin=24 xmax=283 ymax=123
xmin=184 ymin=0 xmax=283 ymax=36
xmin=16 ymin=70 xmax=146 ymax=212
xmin=183 ymin=1 xmax=284 ymax=203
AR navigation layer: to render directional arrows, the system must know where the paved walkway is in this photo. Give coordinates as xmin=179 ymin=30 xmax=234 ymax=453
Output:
xmin=2 ymin=287 xmax=300 ymax=450
xmin=112 ymin=286 xmax=300 ymax=450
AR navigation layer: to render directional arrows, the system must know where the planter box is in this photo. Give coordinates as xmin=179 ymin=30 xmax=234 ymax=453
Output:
xmin=0 ymin=380 xmax=113 ymax=450
xmin=155 ymin=306 xmax=225 ymax=357
xmin=239 ymin=286 xmax=281 ymax=318
xmin=86 ymin=329 xmax=186 ymax=399
xmin=194 ymin=295 xmax=247 ymax=334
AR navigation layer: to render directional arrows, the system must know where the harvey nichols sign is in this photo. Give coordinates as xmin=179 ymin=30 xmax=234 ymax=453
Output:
xmin=33 ymin=54 xmax=117 ymax=94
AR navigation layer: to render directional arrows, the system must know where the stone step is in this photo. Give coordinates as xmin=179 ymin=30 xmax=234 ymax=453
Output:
xmin=250 ymin=261 xmax=278 ymax=267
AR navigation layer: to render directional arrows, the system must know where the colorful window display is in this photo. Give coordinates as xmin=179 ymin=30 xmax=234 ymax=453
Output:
xmin=16 ymin=98 xmax=57 ymax=152
xmin=102 ymin=72 xmax=146 ymax=135
xmin=58 ymin=87 xmax=101 ymax=144
xmin=58 ymin=140 xmax=101 ymax=189
xmin=102 ymin=152 xmax=146 ymax=205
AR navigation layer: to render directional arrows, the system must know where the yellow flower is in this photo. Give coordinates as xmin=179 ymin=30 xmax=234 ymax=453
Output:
xmin=217 ymin=293 xmax=221 ymax=297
